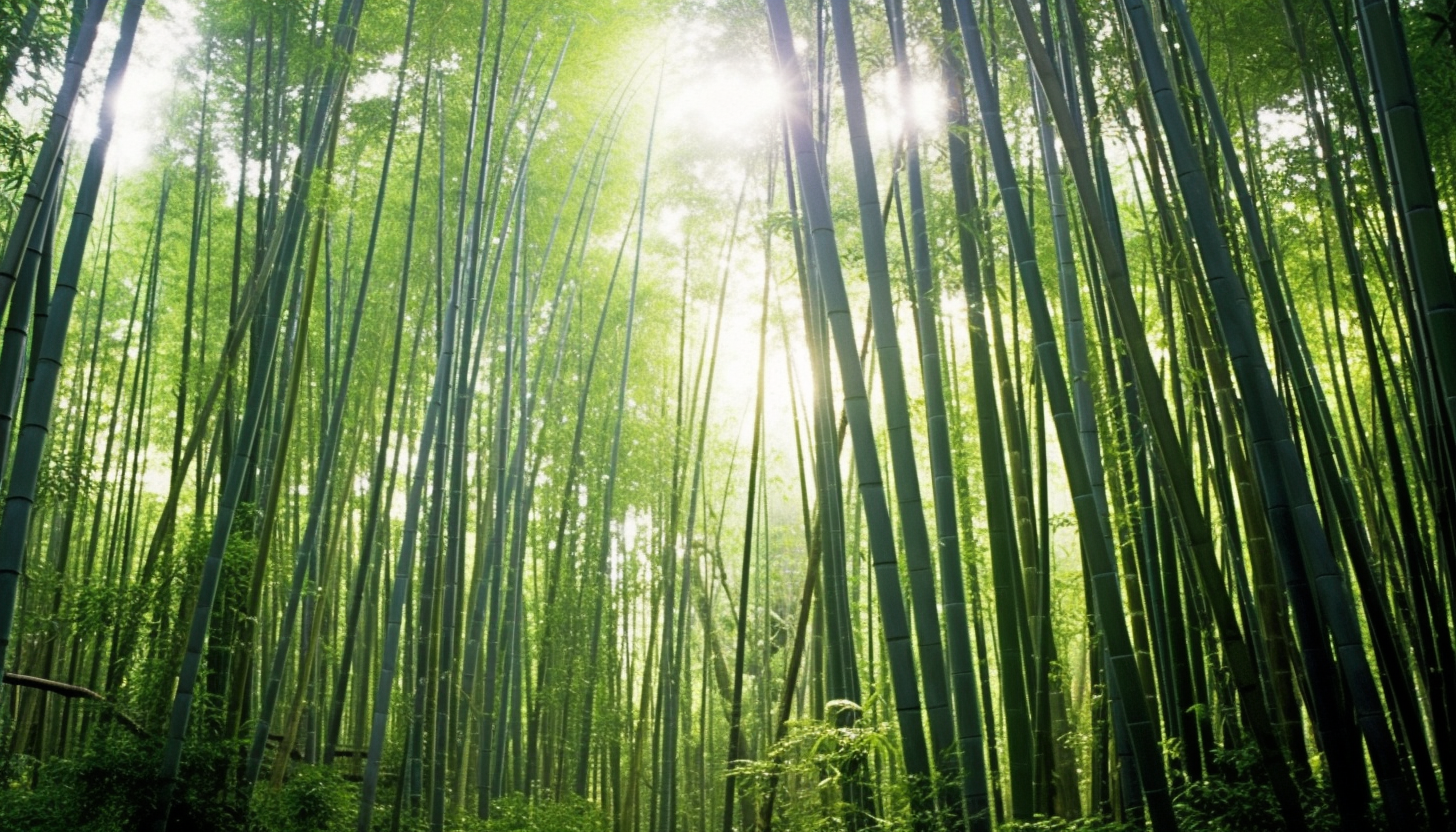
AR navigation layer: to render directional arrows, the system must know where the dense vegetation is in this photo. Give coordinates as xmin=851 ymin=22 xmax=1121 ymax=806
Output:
xmin=0 ymin=0 xmax=1451 ymax=829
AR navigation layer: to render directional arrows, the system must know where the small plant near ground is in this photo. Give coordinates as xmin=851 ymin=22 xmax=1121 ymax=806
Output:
xmin=446 ymin=793 xmax=608 ymax=832
xmin=251 ymin=764 xmax=357 ymax=832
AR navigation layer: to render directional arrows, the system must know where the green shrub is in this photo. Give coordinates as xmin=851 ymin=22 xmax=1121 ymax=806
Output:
xmin=1175 ymin=746 xmax=1342 ymax=832
xmin=251 ymin=764 xmax=357 ymax=832
xmin=447 ymin=793 xmax=608 ymax=832
xmin=0 ymin=731 xmax=163 ymax=832
xmin=1002 ymin=818 xmax=1136 ymax=832
xmin=0 ymin=732 xmax=255 ymax=832
xmin=738 ymin=705 xmax=910 ymax=832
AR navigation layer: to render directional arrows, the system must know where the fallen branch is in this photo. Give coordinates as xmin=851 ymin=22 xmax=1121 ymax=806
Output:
xmin=4 ymin=671 xmax=148 ymax=738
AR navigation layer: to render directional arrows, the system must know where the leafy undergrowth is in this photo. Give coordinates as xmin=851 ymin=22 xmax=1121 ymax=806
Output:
xmin=0 ymin=731 xmax=251 ymax=831
xmin=0 ymin=726 xmax=1376 ymax=832
xmin=0 ymin=736 xmax=162 ymax=832
xmin=743 ymin=717 xmax=1369 ymax=832
xmin=0 ymin=731 xmax=611 ymax=832
xmin=1173 ymin=746 xmax=1344 ymax=832
xmin=449 ymin=793 xmax=608 ymax=832
xmin=975 ymin=747 xmax=1353 ymax=832
xmin=0 ymin=730 xmax=347 ymax=832
xmin=250 ymin=763 xmax=356 ymax=832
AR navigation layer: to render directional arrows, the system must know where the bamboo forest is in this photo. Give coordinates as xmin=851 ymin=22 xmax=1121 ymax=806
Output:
xmin=1 ymin=0 xmax=1455 ymax=828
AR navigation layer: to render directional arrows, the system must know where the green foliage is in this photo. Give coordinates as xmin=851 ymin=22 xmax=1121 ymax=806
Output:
xmin=1001 ymin=818 xmax=1136 ymax=832
xmin=995 ymin=746 xmax=1348 ymax=832
xmin=0 ymin=731 xmax=247 ymax=832
xmin=0 ymin=735 xmax=371 ymax=832
xmin=250 ymin=765 xmax=356 ymax=832
xmin=0 ymin=114 xmax=40 ymax=199
xmin=35 ymin=442 xmax=92 ymax=509
xmin=209 ymin=521 xmax=260 ymax=622
xmin=442 ymin=793 xmax=608 ymax=832
xmin=172 ymin=735 xmax=250 ymax=831
xmin=1174 ymin=746 xmax=1341 ymax=832
xmin=734 ymin=722 xmax=1355 ymax=832
xmin=0 ymin=0 xmax=69 ymax=207
xmin=0 ymin=736 xmax=159 ymax=832
xmin=738 ymin=707 xmax=909 ymax=832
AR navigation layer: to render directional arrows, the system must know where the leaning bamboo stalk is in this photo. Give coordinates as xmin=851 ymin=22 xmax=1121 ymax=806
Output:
xmin=949 ymin=0 xmax=1178 ymax=826
xmin=1353 ymin=0 xmax=1456 ymax=515
xmin=355 ymin=100 xmax=464 ymax=831
xmin=825 ymin=0 xmax=960 ymax=805
xmin=721 ymin=249 xmax=768 ymax=832
xmin=765 ymin=1 xmax=937 ymax=823
xmin=0 ymin=157 xmax=65 ymax=484
xmin=243 ymin=96 xmax=356 ymax=790
xmin=572 ymin=75 xmax=659 ymax=802
xmin=0 ymin=0 xmax=108 ymax=322
xmin=321 ymin=0 xmax=421 ymax=763
xmin=156 ymin=0 xmax=365 ymax=824
xmin=882 ymin=0 xmax=993 ymax=819
xmin=1005 ymin=2 xmax=1314 ymax=826
xmin=1113 ymin=0 xmax=1416 ymax=824
xmin=0 ymin=0 xmax=140 ymax=719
